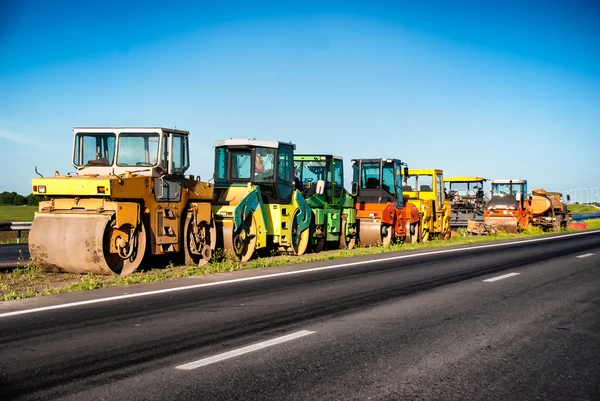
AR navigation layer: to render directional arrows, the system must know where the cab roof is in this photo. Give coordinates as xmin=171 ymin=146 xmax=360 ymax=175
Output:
xmin=213 ymin=139 xmax=295 ymax=149
xmin=444 ymin=176 xmax=487 ymax=183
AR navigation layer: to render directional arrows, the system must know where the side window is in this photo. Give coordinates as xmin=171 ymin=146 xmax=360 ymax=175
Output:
xmin=214 ymin=147 xmax=228 ymax=182
xmin=382 ymin=165 xmax=395 ymax=194
xmin=171 ymin=135 xmax=189 ymax=174
xmin=276 ymin=146 xmax=293 ymax=184
xmin=333 ymin=160 xmax=343 ymax=187
xmin=436 ymin=173 xmax=444 ymax=204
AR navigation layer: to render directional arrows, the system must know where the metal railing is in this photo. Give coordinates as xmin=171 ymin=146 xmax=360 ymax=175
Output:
xmin=0 ymin=221 xmax=33 ymax=244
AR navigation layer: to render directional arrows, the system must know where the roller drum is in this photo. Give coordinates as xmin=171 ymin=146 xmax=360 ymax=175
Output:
xmin=359 ymin=220 xmax=386 ymax=247
xmin=29 ymin=212 xmax=146 ymax=275
xmin=484 ymin=216 xmax=520 ymax=233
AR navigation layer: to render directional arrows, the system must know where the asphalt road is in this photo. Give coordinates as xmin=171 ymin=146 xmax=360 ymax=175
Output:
xmin=0 ymin=231 xmax=599 ymax=400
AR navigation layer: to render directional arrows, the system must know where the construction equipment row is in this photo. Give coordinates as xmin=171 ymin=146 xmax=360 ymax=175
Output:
xmin=28 ymin=127 xmax=570 ymax=276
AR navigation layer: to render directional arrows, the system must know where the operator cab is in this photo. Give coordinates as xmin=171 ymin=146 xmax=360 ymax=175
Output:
xmin=488 ymin=179 xmax=528 ymax=210
xmin=293 ymin=155 xmax=345 ymax=202
xmin=72 ymin=127 xmax=190 ymax=178
xmin=351 ymin=158 xmax=405 ymax=206
xmin=213 ymin=139 xmax=296 ymax=203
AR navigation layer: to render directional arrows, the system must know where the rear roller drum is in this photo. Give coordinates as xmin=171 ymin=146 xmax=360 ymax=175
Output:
xmin=184 ymin=214 xmax=216 ymax=267
xmin=290 ymin=209 xmax=310 ymax=256
xmin=339 ymin=216 xmax=356 ymax=250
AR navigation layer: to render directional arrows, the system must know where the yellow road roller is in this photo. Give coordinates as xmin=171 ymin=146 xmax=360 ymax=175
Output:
xmin=29 ymin=127 xmax=215 ymax=275
xmin=402 ymin=169 xmax=452 ymax=241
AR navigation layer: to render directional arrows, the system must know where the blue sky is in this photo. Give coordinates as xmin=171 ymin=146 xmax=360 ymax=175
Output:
xmin=1 ymin=0 xmax=599 ymax=200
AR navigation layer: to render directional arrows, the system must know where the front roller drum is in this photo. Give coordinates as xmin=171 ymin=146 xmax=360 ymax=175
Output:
xmin=359 ymin=220 xmax=392 ymax=247
xmin=218 ymin=213 xmax=257 ymax=262
xmin=29 ymin=213 xmax=146 ymax=275
xmin=485 ymin=216 xmax=520 ymax=233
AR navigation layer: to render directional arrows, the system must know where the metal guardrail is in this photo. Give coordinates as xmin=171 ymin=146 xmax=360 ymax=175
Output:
xmin=0 ymin=221 xmax=33 ymax=244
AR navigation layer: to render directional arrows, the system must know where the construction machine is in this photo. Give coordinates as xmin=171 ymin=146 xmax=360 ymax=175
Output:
xmin=29 ymin=127 xmax=215 ymax=275
xmin=403 ymin=169 xmax=452 ymax=241
xmin=444 ymin=176 xmax=487 ymax=230
xmin=212 ymin=139 xmax=311 ymax=261
xmin=482 ymin=179 xmax=532 ymax=233
xmin=294 ymin=155 xmax=357 ymax=251
xmin=530 ymin=189 xmax=571 ymax=231
xmin=351 ymin=158 xmax=421 ymax=246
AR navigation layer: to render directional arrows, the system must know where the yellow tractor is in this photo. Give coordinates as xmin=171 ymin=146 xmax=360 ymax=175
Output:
xmin=29 ymin=127 xmax=215 ymax=275
xmin=211 ymin=139 xmax=311 ymax=262
xmin=402 ymin=169 xmax=452 ymax=241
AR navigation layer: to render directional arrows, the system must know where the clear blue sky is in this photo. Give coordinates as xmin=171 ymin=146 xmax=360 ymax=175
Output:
xmin=1 ymin=0 xmax=599 ymax=199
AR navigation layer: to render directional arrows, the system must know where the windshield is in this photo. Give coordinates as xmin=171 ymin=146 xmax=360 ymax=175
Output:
xmin=117 ymin=133 xmax=160 ymax=167
xmin=492 ymin=183 xmax=523 ymax=197
xmin=447 ymin=182 xmax=483 ymax=197
xmin=73 ymin=133 xmax=116 ymax=167
xmin=404 ymin=174 xmax=433 ymax=192
xmin=296 ymin=160 xmax=328 ymax=188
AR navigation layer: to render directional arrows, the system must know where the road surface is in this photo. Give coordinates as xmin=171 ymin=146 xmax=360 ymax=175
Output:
xmin=1 ymin=231 xmax=599 ymax=400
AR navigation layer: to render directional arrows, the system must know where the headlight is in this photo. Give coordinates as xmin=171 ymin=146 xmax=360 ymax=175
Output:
xmin=38 ymin=185 xmax=46 ymax=193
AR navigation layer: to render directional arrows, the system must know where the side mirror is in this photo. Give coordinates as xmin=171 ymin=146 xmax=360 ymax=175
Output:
xmin=403 ymin=167 xmax=409 ymax=177
xmin=351 ymin=182 xmax=359 ymax=197
xmin=516 ymin=192 xmax=521 ymax=201
xmin=485 ymin=192 xmax=492 ymax=201
xmin=316 ymin=179 xmax=325 ymax=195
xmin=566 ymin=194 xmax=571 ymax=201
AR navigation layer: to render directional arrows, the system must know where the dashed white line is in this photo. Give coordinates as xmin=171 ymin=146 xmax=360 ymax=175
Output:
xmin=1 ymin=229 xmax=598 ymax=319
xmin=483 ymin=272 xmax=521 ymax=282
xmin=576 ymin=253 xmax=594 ymax=259
xmin=176 ymin=330 xmax=316 ymax=370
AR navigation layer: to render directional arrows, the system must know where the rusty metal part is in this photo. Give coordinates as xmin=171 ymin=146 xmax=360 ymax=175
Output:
xmin=485 ymin=216 xmax=520 ymax=233
xmin=29 ymin=212 xmax=146 ymax=275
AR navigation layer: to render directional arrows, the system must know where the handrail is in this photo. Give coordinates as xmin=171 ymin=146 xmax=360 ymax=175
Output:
xmin=0 ymin=221 xmax=32 ymax=244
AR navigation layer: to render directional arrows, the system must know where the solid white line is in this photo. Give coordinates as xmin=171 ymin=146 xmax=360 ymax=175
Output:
xmin=1 ymin=229 xmax=598 ymax=319
xmin=483 ymin=272 xmax=521 ymax=282
xmin=576 ymin=253 xmax=594 ymax=258
xmin=176 ymin=330 xmax=315 ymax=370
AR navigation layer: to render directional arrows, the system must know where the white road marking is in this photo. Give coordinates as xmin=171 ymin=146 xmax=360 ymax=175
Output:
xmin=1 ymin=229 xmax=598 ymax=319
xmin=576 ymin=253 xmax=594 ymax=259
xmin=176 ymin=330 xmax=315 ymax=370
xmin=483 ymin=272 xmax=521 ymax=282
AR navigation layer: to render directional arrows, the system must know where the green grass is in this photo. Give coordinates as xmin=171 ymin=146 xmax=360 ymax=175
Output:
xmin=3 ymin=220 xmax=599 ymax=302
xmin=567 ymin=204 xmax=600 ymax=214
xmin=0 ymin=205 xmax=37 ymax=222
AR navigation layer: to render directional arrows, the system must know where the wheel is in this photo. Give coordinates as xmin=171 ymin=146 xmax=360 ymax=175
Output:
xmin=381 ymin=223 xmax=393 ymax=247
xmin=184 ymin=214 xmax=216 ymax=266
xmin=405 ymin=220 xmax=419 ymax=244
xmin=290 ymin=209 xmax=310 ymax=255
xmin=339 ymin=215 xmax=355 ymax=250
xmin=312 ymin=238 xmax=325 ymax=253
xmin=222 ymin=212 xmax=257 ymax=262
xmin=104 ymin=221 xmax=147 ymax=276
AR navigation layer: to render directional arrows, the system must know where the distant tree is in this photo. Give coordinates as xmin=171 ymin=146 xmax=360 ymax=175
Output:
xmin=26 ymin=193 xmax=40 ymax=206
xmin=12 ymin=194 xmax=26 ymax=206
xmin=0 ymin=191 xmax=17 ymax=205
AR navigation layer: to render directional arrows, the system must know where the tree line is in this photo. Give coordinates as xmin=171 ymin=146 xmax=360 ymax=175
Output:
xmin=0 ymin=191 xmax=42 ymax=206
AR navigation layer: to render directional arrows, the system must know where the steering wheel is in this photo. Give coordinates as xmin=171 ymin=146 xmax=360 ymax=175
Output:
xmin=136 ymin=162 xmax=153 ymax=167
xmin=304 ymin=178 xmax=314 ymax=183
